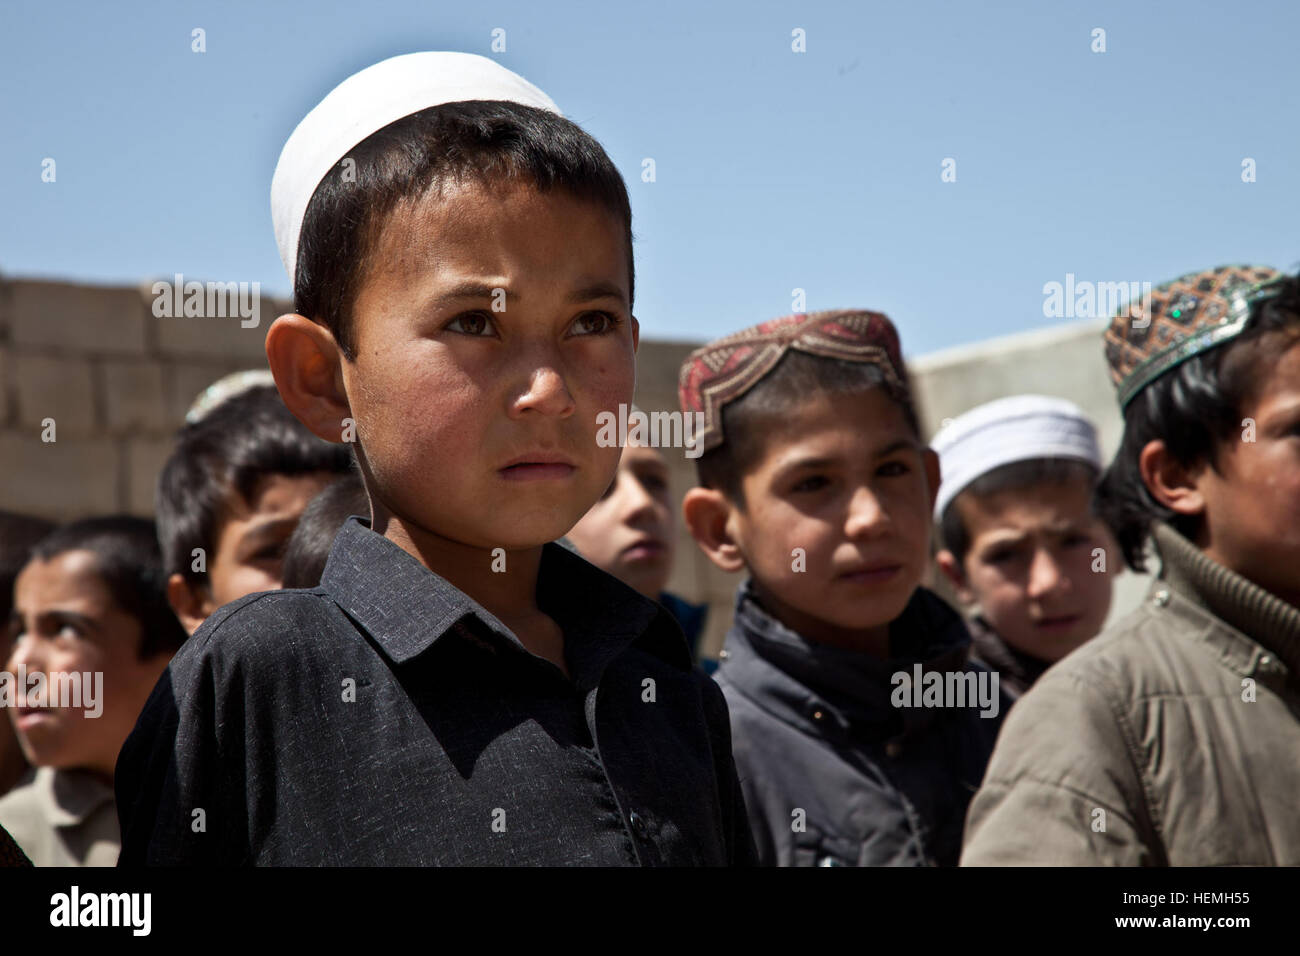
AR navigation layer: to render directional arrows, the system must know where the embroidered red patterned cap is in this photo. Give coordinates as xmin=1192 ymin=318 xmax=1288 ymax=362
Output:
xmin=1104 ymin=264 xmax=1284 ymax=411
xmin=678 ymin=309 xmax=911 ymax=455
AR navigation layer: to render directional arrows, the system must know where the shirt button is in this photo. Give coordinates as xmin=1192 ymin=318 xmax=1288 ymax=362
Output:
xmin=1153 ymin=589 xmax=1170 ymax=607
xmin=812 ymin=709 xmax=825 ymax=721
xmin=628 ymin=811 xmax=650 ymax=840
xmin=885 ymin=740 xmax=902 ymax=758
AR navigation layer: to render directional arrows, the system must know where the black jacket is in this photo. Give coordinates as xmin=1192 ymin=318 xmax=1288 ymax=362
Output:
xmin=715 ymin=580 xmax=1008 ymax=865
xmin=117 ymin=517 xmax=757 ymax=866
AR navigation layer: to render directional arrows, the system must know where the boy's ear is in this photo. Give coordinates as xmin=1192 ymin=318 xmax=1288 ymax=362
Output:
xmin=1138 ymin=439 xmax=1206 ymax=518
xmin=166 ymin=573 xmax=215 ymax=636
xmin=921 ymin=447 xmax=941 ymax=514
xmin=265 ymin=313 xmax=352 ymax=443
xmin=935 ymin=549 xmax=975 ymax=605
xmin=681 ymin=487 xmax=746 ymax=574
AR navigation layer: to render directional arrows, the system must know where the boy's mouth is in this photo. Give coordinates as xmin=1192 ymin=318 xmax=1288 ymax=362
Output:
xmin=498 ymin=452 xmax=577 ymax=482
xmin=1034 ymin=613 xmax=1083 ymax=631
xmin=15 ymin=705 xmax=58 ymax=730
xmin=837 ymin=563 xmax=903 ymax=585
xmin=622 ymin=537 xmax=666 ymax=561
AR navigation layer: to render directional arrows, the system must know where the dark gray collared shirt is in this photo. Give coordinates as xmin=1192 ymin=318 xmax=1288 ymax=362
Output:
xmin=116 ymin=518 xmax=755 ymax=866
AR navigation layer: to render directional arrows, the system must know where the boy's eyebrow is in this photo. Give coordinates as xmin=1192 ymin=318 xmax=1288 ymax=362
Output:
xmin=977 ymin=520 xmax=1087 ymax=549
xmin=1261 ymin=396 xmax=1300 ymax=427
xmin=976 ymin=530 xmax=1028 ymax=551
xmin=872 ymin=438 xmax=919 ymax=459
xmin=567 ymin=281 xmax=628 ymax=305
xmin=237 ymin=516 xmax=301 ymax=555
xmin=429 ymin=280 xmax=629 ymax=309
xmin=430 ymin=280 xmax=511 ymax=308
xmin=778 ymin=438 xmax=919 ymax=474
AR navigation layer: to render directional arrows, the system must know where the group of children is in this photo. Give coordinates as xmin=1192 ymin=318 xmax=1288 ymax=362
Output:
xmin=2 ymin=51 xmax=1297 ymax=867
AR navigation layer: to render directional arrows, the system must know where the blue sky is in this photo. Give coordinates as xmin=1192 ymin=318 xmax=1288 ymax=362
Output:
xmin=2 ymin=0 xmax=1296 ymax=356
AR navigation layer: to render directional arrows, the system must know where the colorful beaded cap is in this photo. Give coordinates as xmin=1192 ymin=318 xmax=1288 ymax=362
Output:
xmin=677 ymin=309 xmax=910 ymax=455
xmin=1104 ymin=264 xmax=1283 ymax=410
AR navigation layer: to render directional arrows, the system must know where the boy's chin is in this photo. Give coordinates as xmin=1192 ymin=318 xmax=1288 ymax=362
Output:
xmin=775 ymin=587 xmax=911 ymax=635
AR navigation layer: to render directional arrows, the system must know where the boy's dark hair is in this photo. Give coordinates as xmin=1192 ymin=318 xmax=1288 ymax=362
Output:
xmin=1095 ymin=272 xmax=1300 ymax=572
xmin=280 ymin=472 xmax=369 ymax=589
xmin=938 ymin=458 xmax=1100 ymax=566
xmin=156 ymin=385 xmax=353 ymax=588
xmin=695 ymin=351 xmax=921 ymax=506
xmin=0 ymin=511 xmax=57 ymax=627
xmin=296 ymin=101 xmax=634 ymax=360
xmin=29 ymin=516 xmax=187 ymax=659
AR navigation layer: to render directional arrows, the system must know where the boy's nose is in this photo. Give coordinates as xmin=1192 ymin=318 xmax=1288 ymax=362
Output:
xmin=6 ymin=636 xmax=45 ymax=676
xmin=620 ymin=474 xmax=655 ymax=512
xmin=511 ymin=365 xmax=577 ymax=417
xmin=1026 ymin=548 xmax=1065 ymax=598
xmin=844 ymin=486 xmax=888 ymax=537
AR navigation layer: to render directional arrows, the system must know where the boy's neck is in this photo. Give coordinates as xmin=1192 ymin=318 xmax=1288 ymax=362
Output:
xmin=750 ymin=580 xmax=891 ymax=657
xmin=373 ymin=512 xmax=543 ymax=622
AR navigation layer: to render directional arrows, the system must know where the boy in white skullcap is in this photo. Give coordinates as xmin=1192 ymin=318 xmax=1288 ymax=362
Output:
xmin=932 ymin=395 xmax=1115 ymax=699
xmin=117 ymin=52 xmax=755 ymax=866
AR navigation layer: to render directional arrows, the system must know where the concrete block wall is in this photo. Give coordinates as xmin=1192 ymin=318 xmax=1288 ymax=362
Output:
xmin=0 ymin=277 xmax=281 ymax=521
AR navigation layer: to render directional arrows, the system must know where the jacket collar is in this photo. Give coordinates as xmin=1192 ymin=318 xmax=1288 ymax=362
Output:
xmin=320 ymin=517 xmax=688 ymax=689
xmin=717 ymin=578 xmax=973 ymax=740
xmin=1152 ymin=522 xmax=1300 ymax=688
xmin=37 ymin=767 xmax=114 ymax=829
xmin=966 ymin=615 xmax=1050 ymax=697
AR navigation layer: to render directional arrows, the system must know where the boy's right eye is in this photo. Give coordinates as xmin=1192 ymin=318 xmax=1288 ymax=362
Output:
xmin=790 ymin=475 xmax=829 ymax=493
xmin=446 ymin=311 xmax=495 ymax=336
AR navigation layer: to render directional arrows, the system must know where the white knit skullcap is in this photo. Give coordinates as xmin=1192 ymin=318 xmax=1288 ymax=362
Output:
xmin=271 ymin=52 xmax=561 ymax=287
xmin=930 ymin=394 xmax=1102 ymax=522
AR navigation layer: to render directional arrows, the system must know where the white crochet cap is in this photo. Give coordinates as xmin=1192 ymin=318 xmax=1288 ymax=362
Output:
xmin=271 ymin=52 xmax=561 ymax=287
xmin=930 ymin=394 xmax=1102 ymax=522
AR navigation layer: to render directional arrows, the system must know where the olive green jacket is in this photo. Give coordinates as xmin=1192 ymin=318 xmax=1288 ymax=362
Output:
xmin=961 ymin=521 xmax=1300 ymax=865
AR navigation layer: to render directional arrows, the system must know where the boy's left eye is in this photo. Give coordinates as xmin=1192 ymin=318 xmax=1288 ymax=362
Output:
xmin=570 ymin=311 xmax=620 ymax=336
xmin=252 ymin=539 xmax=288 ymax=564
xmin=447 ymin=311 xmax=495 ymax=336
xmin=877 ymin=460 xmax=910 ymax=477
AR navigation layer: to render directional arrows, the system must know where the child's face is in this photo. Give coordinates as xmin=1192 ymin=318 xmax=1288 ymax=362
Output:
xmin=207 ymin=471 xmax=338 ymax=607
xmin=564 ymin=441 xmax=676 ymax=598
xmin=6 ymin=551 xmax=170 ymax=779
xmin=946 ymin=479 xmax=1113 ymax=662
xmin=341 ymin=179 xmax=637 ymax=551
xmin=1194 ymin=340 xmax=1300 ymax=606
xmin=728 ymin=388 xmax=939 ymax=645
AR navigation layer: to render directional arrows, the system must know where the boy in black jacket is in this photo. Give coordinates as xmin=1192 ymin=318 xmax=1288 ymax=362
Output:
xmin=680 ymin=310 xmax=1006 ymax=865
xmin=116 ymin=52 xmax=754 ymax=866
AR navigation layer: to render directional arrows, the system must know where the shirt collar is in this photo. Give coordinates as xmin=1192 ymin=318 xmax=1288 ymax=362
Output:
xmin=321 ymin=517 xmax=689 ymax=687
xmin=37 ymin=767 xmax=115 ymax=829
